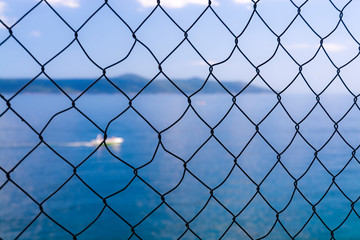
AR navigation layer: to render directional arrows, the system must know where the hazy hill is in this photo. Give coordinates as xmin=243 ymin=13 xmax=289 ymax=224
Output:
xmin=0 ymin=74 xmax=268 ymax=94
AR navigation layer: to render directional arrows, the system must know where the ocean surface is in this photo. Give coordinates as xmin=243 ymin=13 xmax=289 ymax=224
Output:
xmin=1 ymin=93 xmax=360 ymax=240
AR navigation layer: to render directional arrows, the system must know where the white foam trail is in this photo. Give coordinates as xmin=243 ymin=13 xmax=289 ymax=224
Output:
xmin=64 ymin=138 xmax=124 ymax=148
xmin=64 ymin=142 xmax=93 ymax=147
xmin=1 ymin=136 xmax=123 ymax=148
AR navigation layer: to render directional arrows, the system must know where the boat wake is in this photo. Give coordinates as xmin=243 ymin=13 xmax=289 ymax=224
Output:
xmin=65 ymin=142 xmax=94 ymax=147
xmin=0 ymin=135 xmax=124 ymax=149
xmin=66 ymin=134 xmax=124 ymax=148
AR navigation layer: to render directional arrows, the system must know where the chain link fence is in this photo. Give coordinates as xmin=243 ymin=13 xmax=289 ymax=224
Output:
xmin=1 ymin=0 xmax=360 ymax=239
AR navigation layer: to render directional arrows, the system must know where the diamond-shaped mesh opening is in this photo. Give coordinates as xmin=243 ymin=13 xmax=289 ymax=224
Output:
xmin=237 ymin=14 xmax=278 ymax=65
xmin=260 ymin=163 xmax=295 ymax=210
xmin=10 ymin=146 xmax=73 ymax=203
xmin=220 ymin=222 xmax=252 ymax=240
xmin=0 ymin=110 xmax=40 ymax=171
xmin=10 ymin=86 xmax=71 ymax=130
xmin=131 ymin=79 xmax=188 ymax=129
xmin=264 ymin=223 xmax=293 ymax=239
xmin=335 ymin=158 xmax=360 ymax=200
xmin=18 ymin=213 xmax=73 ymax=240
xmin=161 ymin=42 xmax=210 ymax=81
xmin=235 ymin=194 xmax=277 ymax=239
xmin=11 ymin=3 xmax=74 ymax=64
xmin=134 ymin=8 xmax=184 ymax=61
xmin=106 ymin=177 xmax=162 ymax=226
xmin=341 ymin=1 xmax=360 ymax=39
xmin=299 ymin=0 xmax=340 ymax=37
xmin=295 ymin=215 xmax=330 ymax=239
xmin=213 ymin=50 xmax=257 ymax=87
xmin=316 ymin=133 xmax=352 ymax=174
xmin=46 ymin=1 xmax=102 ymax=30
xmin=303 ymin=52 xmax=338 ymax=94
xmin=2 ymin=0 xmax=360 ymax=239
xmin=255 ymin=0 xmax=297 ymax=34
xmin=280 ymin=135 xmax=315 ymax=178
xmin=322 ymin=24 xmax=359 ymax=67
xmin=213 ymin=167 xmax=257 ymax=214
xmin=338 ymin=105 xmax=360 ymax=146
xmin=190 ymin=197 xmax=233 ymax=239
xmin=42 ymin=177 xmax=104 ymax=234
xmin=259 ymin=105 xmax=295 ymax=151
xmin=161 ymin=108 xmax=209 ymax=160
xmin=278 ymin=191 xmax=314 ymax=237
xmin=333 ymin=211 xmax=360 ymax=239
xmin=318 ymin=86 xmax=354 ymax=117
xmin=76 ymin=149 xmax=133 ymax=197
xmin=104 ymin=44 xmax=160 ymax=81
xmin=299 ymin=104 xmax=336 ymax=149
xmin=297 ymin=159 xmax=333 ymax=203
xmin=138 ymin=147 xmax=184 ymax=194
xmin=40 ymin=108 xmax=102 ymax=164
xmin=235 ymin=89 xmax=278 ymax=123
xmin=337 ymin=56 xmax=360 ymax=93
xmin=0 ymin=38 xmax=40 ymax=79
xmin=0 ymin=182 xmax=39 ymax=240
xmin=105 ymin=108 xmax=159 ymax=168
xmin=281 ymin=17 xmax=320 ymax=64
xmin=73 ymin=80 xmax=129 ymax=128
xmin=315 ymin=185 xmax=351 ymax=230
xmin=259 ymin=48 xmax=300 ymax=91
xmin=237 ymin=134 xmax=278 ymax=184
xmin=75 ymin=207 xmax=131 ymax=240
xmin=135 ymin=204 xmax=186 ymax=239
xmin=164 ymin=173 xmax=209 ymax=220
xmin=213 ymin=106 xmax=255 ymax=155
xmin=44 ymin=42 xmax=101 ymax=80
xmin=187 ymin=137 xmax=234 ymax=188
xmin=187 ymin=8 xmax=235 ymax=62
xmin=77 ymin=6 xmax=134 ymax=68
xmin=191 ymin=85 xmax=233 ymax=126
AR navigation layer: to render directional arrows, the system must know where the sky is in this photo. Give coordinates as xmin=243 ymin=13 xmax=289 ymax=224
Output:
xmin=1 ymin=0 xmax=360 ymax=93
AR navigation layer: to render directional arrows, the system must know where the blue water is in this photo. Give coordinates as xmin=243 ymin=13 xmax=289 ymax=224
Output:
xmin=1 ymin=93 xmax=360 ymax=239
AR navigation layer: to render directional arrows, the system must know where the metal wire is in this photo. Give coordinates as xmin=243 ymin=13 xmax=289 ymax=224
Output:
xmin=1 ymin=0 xmax=360 ymax=239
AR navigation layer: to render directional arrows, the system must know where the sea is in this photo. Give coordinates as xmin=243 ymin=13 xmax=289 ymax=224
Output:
xmin=1 ymin=93 xmax=360 ymax=240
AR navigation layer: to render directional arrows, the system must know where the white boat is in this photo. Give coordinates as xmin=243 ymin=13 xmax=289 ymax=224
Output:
xmin=90 ymin=134 xmax=124 ymax=147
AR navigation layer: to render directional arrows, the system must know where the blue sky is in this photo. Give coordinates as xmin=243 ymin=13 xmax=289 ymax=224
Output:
xmin=0 ymin=0 xmax=360 ymax=93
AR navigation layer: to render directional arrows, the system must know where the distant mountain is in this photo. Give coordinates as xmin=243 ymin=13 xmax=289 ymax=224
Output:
xmin=0 ymin=74 xmax=268 ymax=94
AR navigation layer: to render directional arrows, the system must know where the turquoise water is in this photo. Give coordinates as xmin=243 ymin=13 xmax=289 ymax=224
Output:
xmin=1 ymin=93 xmax=360 ymax=239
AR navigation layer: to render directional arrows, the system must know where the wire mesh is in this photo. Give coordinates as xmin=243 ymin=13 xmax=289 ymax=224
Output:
xmin=1 ymin=0 xmax=360 ymax=239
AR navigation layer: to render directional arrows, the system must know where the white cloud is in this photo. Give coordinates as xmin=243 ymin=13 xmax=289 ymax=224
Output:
xmin=0 ymin=1 xmax=5 ymax=14
xmin=233 ymin=0 xmax=251 ymax=4
xmin=30 ymin=30 xmax=42 ymax=38
xmin=323 ymin=43 xmax=346 ymax=53
xmin=137 ymin=0 xmax=219 ymax=9
xmin=233 ymin=0 xmax=257 ymax=11
xmin=0 ymin=1 xmax=9 ymax=28
xmin=233 ymin=0 xmax=258 ymax=4
xmin=245 ymin=5 xmax=252 ymax=10
xmin=47 ymin=0 xmax=80 ymax=8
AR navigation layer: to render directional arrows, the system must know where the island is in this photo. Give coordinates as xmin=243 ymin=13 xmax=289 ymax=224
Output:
xmin=0 ymin=74 xmax=268 ymax=94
